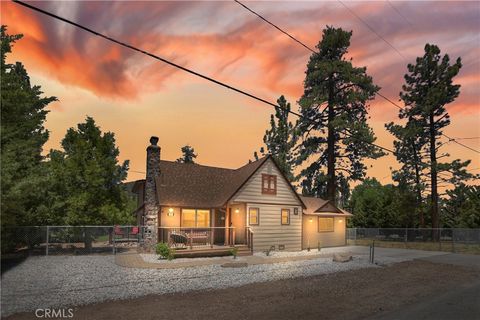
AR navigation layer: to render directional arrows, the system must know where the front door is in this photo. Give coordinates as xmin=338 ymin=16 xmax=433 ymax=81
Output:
xmin=214 ymin=209 xmax=225 ymax=244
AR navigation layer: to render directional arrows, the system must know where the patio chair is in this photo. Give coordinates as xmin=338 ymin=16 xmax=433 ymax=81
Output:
xmin=114 ymin=226 xmax=124 ymax=238
xmin=169 ymin=232 xmax=188 ymax=248
xmin=129 ymin=227 xmax=139 ymax=240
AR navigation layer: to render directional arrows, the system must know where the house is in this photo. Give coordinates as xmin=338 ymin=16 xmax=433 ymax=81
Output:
xmin=132 ymin=136 xmax=351 ymax=253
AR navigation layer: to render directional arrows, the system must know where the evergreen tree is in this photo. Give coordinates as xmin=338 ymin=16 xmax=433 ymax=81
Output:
xmin=47 ymin=117 xmax=131 ymax=229
xmin=296 ymin=26 xmax=383 ymax=203
xmin=176 ymin=145 xmax=197 ymax=164
xmin=442 ymin=185 xmax=480 ymax=228
xmin=261 ymin=95 xmax=297 ymax=181
xmin=397 ymin=43 xmax=474 ymax=228
xmin=1 ymin=25 xmax=57 ymax=227
xmin=386 ymin=119 xmax=428 ymax=226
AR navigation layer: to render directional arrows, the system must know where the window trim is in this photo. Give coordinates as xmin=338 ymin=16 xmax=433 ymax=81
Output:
xmin=180 ymin=208 xmax=211 ymax=228
xmin=248 ymin=207 xmax=260 ymax=226
xmin=262 ymin=174 xmax=277 ymax=195
xmin=281 ymin=209 xmax=290 ymax=225
xmin=318 ymin=217 xmax=334 ymax=233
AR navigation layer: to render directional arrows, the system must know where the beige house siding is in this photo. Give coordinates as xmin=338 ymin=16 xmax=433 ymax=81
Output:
xmin=231 ymin=158 xmax=303 ymax=252
xmin=302 ymin=215 xmax=346 ymax=248
xmin=231 ymin=158 xmax=301 ymax=205
xmin=246 ymin=204 xmax=302 ymax=251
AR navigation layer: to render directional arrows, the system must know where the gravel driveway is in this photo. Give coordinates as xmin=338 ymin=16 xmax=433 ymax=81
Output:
xmin=1 ymin=254 xmax=378 ymax=317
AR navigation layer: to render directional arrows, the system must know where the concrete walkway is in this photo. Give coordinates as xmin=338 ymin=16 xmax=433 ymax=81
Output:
xmin=115 ymin=246 xmax=459 ymax=269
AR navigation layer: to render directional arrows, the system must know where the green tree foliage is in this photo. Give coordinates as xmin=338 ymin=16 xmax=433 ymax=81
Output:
xmin=349 ymin=178 xmax=417 ymax=228
xmin=442 ymin=185 xmax=480 ymax=228
xmin=296 ymin=26 xmax=383 ymax=203
xmin=396 ymin=43 xmax=474 ymax=228
xmin=46 ymin=117 xmax=132 ymax=226
xmin=260 ymin=95 xmax=297 ymax=181
xmin=1 ymin=26 xmax=57 ymax=227
xmin=176 ymin=145 xmax=197 ymax=164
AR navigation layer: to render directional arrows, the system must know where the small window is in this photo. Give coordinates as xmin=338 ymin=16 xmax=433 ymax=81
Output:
xmin=262 ymin=174 xmax=277 ymax=195
xmin=318 ymin=217 xmax=334 ymax=232
xmin=281 ymin=209 xmax=290 ymax=225
xmin=249 ymin=208 xmax=259 ymax=225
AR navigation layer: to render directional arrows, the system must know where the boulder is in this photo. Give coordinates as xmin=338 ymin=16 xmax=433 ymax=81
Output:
xmin=333 ymin=253 xmax=353 ymax=263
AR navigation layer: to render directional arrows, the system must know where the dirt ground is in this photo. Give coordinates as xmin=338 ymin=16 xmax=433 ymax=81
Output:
xmin=5 ymin=260 xmax=479 ymax=320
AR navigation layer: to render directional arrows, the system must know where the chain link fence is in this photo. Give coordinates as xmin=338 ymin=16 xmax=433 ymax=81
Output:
xmin=1 ymin=226 xmax=149 ymax=256
xmin=347 ymin=228 xmax=480 ymax=254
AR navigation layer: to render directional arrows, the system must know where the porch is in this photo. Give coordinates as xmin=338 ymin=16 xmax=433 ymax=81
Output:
xmin=157 ymin=227 xmax=253 ymax=257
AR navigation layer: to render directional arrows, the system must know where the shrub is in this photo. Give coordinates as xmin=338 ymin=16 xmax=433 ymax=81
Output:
xmin=156 ymin=243 xmax=175 ymax=260
xmin=229 ymin=247 xmax=238 ymax=259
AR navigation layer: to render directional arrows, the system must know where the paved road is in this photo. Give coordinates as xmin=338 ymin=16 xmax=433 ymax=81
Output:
xmin=372 ymin=280 xmax=480 ymax=320
xmin=372 ymin=253 xmax=480 ymax=320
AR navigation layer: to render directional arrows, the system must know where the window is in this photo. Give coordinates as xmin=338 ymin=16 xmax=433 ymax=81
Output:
xmin=262 ymin=174 xmax=277 ymax=195
xmin=318 ymin=217 xmax=334 ymax=232
xmin=249 ymin=208 xmax=259 ymax=225
xmin=181 ymin=209 xmax=210 ymax=227
xmin=281 ymin=209 xmax=290 ymax=225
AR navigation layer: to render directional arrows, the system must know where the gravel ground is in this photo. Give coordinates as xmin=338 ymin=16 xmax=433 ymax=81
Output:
xmin=5 ymin=260 xmax=479 ymax=320
xmin=1 ymin=254 xmax=382 ymax=317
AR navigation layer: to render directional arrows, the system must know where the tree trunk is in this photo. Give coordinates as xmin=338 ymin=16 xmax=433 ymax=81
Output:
xmin=429 ymin=113 xmax=439 ymax=231
xmin=411 ymin=140 xmax=424 ymax=227
xmin=326 ymin=81 xmax=336 ymax=202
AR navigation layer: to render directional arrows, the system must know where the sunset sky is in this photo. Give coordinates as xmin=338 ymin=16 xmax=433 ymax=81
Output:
xmin=2 ymin=1 xmax=479 ymax=184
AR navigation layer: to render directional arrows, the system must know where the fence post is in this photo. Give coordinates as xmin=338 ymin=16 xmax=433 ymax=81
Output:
xmin=46 ymin=226 xmax=49 ymax=256
xmin=112 ymin=226 xmax=116 ymax=255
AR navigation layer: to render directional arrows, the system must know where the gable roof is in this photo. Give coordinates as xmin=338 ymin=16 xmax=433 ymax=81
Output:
xmin=300 ymin=196 xmax=352 ymax=216
xmin=153 ymin=156 xmax=270 ymax=208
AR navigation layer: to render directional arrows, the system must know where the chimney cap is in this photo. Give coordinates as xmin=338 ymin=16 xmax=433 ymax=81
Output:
xmin=149 ymin=136 xmax=159 ymax=146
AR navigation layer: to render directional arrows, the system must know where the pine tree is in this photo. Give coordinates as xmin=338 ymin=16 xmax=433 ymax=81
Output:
xmin=261 ymin=95 xmax=297 ymax=181
xmin=398 ymin=43 xmax=474 ymax=229
xmin=176 ymin=145 xmax=197 ymax=164
xmin=1 ymin=25 xmax=57 ymax=228
xmin=47 ymin=117 xmax=130 ymax=225
xmin=296 ymin=26 xmax=383 ymax=203
xmin=386 ymin=118 xmax=428 ymax=226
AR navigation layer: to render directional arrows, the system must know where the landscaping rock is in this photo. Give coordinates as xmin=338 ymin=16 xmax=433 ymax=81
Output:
xmin=333 ymin=253 xmax=352 ymax=263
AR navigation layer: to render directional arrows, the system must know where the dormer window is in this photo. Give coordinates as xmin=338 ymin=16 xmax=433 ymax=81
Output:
xmin=262 ymin=174 xmax=277 ymax=195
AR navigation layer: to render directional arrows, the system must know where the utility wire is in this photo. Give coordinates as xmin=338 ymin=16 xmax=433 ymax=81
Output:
xmin=13 ymin=0 xmax=395 ymax=155
xmin=11 ymin=1 xmax=300 ymax=118
xmin=338 ymin=0 xmax=407 ymax=60
xmin=234 ymin=0 xmax=316 ymax=54
xmin=386 ymin=0 xmax=413 ymax=27
xmin=234 ymin=0 xmax=480 ymax=155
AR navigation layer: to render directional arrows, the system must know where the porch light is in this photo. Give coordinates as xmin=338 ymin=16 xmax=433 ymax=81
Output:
xmin=338 ymin=219 xmax=343 ymax=223
xmin=167 ymin=208 xmax=174 ymax=216
xmin=235 ymin=208 xmax=240 ymax=214
xmin=309 ymin=218 xmax=313 ymax=223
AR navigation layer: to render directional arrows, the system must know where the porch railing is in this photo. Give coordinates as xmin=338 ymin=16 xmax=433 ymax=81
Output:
xmin=158 ymin=227 xmax=236 ymax=249
xmin=246 ymin=227 xmax=254 ymax=253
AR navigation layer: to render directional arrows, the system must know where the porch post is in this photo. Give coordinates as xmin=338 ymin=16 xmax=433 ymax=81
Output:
xmin=224 ymin=205 xmax=230 ymax=246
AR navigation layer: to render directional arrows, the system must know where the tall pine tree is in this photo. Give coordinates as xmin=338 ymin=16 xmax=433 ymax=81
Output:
xmin=296 ymin=26 xmax=383 ymax=203
xmin=396 ymin=43 xmax=473 ymax=228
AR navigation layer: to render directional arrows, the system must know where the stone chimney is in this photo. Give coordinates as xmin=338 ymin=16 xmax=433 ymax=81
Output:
xmin=144 ymin=136 xmax=160 ymax=247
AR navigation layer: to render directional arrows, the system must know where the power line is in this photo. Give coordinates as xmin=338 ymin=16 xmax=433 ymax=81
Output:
xmin=234 ymin=0 xmax=479 ymax=155
xmin=11 ymin=1 xmax=301 ymax=118
xmin=13 ymin=0 xmax=394 ymax=156
xmin=386 ymin=0 xmax=413 ymax=27
xmin=337 ymin=0 xmax=407 ymax=60
xmin=234 ymin=0 xmax=316 ymax=53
